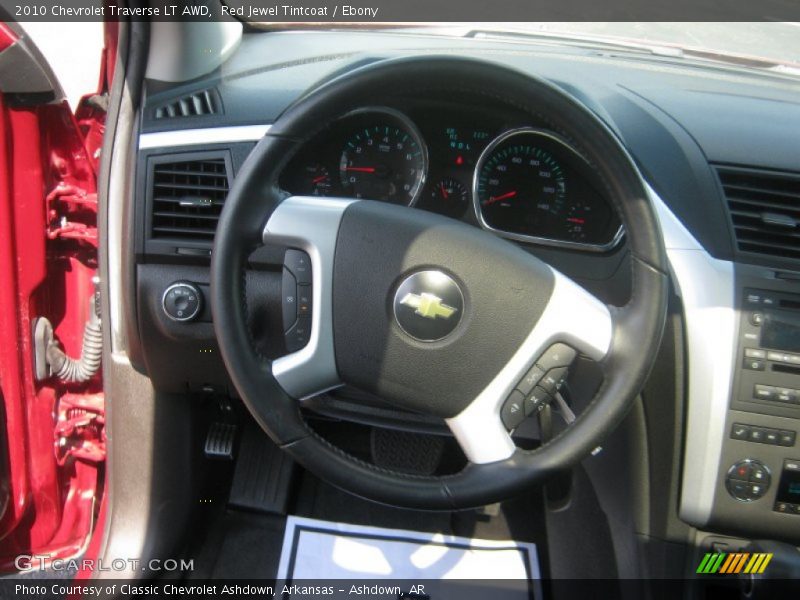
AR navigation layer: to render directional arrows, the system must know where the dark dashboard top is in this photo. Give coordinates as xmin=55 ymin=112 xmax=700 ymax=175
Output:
xmin=141 ymin=29 xmax=800 ymax=266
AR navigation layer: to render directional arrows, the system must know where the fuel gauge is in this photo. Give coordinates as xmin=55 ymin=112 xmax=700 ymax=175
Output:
xmin=420 ymin=177 xmax=468 ymax=218
xmin=301 ymin=164 xmax=332 ymax=197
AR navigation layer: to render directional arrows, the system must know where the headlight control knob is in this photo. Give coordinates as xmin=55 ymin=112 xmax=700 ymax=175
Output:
xmin=162 ymin=282 xmax=203 ymax=322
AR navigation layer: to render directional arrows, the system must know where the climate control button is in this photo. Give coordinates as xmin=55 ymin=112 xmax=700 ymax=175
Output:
xmin=726 ymin=459 xmax=770 ymax=502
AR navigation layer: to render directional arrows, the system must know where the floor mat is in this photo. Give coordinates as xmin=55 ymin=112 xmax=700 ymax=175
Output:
xmin=277 ymin=516 xmax=542 ymax=599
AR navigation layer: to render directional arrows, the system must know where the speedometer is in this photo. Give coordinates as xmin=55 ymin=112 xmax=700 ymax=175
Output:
xmin=473 ymin=128 xmax=622 ymax=251
xmin=339 ymin=108 xmax=427 ymax=206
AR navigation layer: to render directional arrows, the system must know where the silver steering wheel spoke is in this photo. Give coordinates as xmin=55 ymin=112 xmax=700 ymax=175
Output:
xmin=262 ymin=195 xmax=356 ymax=400
xmin=445 ymin=269 xmax=613 ymax=464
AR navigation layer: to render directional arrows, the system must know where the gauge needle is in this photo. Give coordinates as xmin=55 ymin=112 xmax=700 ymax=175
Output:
xmin=567 ymin=217 xmax=586 ymax=224
xmin=312 ymin=175 xmax=328 ymax=184
xmin=440 ymin=183 xmax=449 ymax=199
xmin=343 ymin=166 xmax=376 ymax=173
xmin=486 ymin=190 xmax=518 ymax=205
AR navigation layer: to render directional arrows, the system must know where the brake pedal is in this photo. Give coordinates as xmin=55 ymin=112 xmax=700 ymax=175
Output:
xmin=204 ymin=422 xmax=237 ymax=460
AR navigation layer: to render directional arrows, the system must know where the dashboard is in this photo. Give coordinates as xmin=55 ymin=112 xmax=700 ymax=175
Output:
xmin=134 ymin=29 xmax=800 ymax=550
xmin=278 ymin=102 xmax=622 ymax=252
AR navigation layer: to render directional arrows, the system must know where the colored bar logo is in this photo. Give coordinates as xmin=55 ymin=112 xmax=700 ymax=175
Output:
xmin=696 ymin=552 xmax=773 ymax=574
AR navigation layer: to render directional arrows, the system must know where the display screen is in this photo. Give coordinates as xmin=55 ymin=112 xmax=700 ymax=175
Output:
xmin=761 ymin=310 xmax=800 ymax=352
xmin=776 ymin=468 xmax=800 ymax=504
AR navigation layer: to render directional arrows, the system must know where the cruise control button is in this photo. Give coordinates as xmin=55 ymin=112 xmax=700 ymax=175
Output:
xmin=524 ymin=387 xmax=552 ymax=416
xmin=297 ymin=284 xmax=312 ymax=317
xmin=540 ymin=367 xmax=568 ymax=394
xmin=535 ymin=343 xmax=577 ymax=371
xmin=282 ymin=267 xmax=298 ymax=332
xmin=730 ymin=423 xmax=750 ymax=440
xmin=501 ymin=391 xmax=525 ymax=430
xmin=517 ymin=365 xmax=545 ymax=395
xmin=285 ymin=316 xmax=311 ymax=352
xmin=285 ymin=249 xmax=312 ymax=284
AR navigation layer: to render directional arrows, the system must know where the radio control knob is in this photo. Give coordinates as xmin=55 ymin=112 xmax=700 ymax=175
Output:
xmin=750 ymin=312 xmax=764 ymax=326
xmin=162 ymin=282 xmax=203 ymax=322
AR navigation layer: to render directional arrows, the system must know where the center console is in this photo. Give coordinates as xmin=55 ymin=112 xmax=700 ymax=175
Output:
xmin=703 ymin=266 xmax=800 ymax=541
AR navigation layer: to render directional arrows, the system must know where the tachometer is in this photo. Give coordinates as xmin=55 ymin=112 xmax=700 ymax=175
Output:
xmin=338 ymin=108 xmax=427 ymax=205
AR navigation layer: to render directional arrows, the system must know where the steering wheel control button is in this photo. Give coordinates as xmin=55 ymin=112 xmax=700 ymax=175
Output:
xmin=162 ymin=282 xmax=203 ymax=322
xmin=393 ymin=270 xmax=464 ymax=342
xmin=524 ymin=387 xmax=552 ymax=415
xmin=501 ymin=391 xmax=525 ymax=430
xmin=281 ymin=249 xmax=313 ymax=352
xmin=540 ymin=367 xmax=569 ymax=394
xmin=517 ymin=365 xmax=545 ymax=395
xmin=298 ymin=284 xmax=312 ymax=316
xmin=285 ymin=316 xmax=311 ymax=353
xmin=535 ymin=343 xmax=577 ymax=371
xmin=282 ymin=268 xmax=298 ymax=332
xmin=285 ymin=249 xmax=312 ymax=284
xmin=726 ymin=460 xmax=770 ymax=502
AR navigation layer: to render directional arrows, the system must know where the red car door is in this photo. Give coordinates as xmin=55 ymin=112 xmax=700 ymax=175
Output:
xmin=0 ymin=19 xmax=111 ymax=572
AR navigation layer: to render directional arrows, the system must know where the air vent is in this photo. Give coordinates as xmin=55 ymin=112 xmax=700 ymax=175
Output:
xmin=150 ymin=157 xmax=229 ymax=240
xmin=153 ymin=89 xmax=220 ymax=119
xmin=718 ymin=165 xmax=800 ymax=260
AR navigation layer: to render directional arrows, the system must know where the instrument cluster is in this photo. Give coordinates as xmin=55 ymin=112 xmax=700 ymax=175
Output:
xmin=279 ymin=104 xmax=622 ymax=252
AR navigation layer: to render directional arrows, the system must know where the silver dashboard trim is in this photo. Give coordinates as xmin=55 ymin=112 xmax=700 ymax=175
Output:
xmin=138 ymin=124 xmax=271 ymax=149
xmin=263 ymin=195 xmax=356 ymax=400
xmin=648 ymin=183 xmax=737 ymax=527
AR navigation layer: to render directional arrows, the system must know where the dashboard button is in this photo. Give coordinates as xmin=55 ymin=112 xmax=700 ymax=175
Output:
xmin=775 ymin=502 xmax=790 ymax=513
xmin=750 ymin=464 xmax=770 ymax=483
xmin=754 ymin=385 xmax=776 ymax=401
xmin=778 ymin=430 xmax=797 ymax=447
xmin=745 ymin=348 xmax=766 ymax=359
xmin=750 ymin=312 xmax=764 ymax=326
xmin=775 ymin=388 xmax=798 ymax=404
xmin=517 ymin=365 xmax=545 ymax=395
xmin=767 ymin=351 xmax=792 ymax=363
xmin=162 ymin=282 xmax=203 ymax=322
xmin=501 ymin=391 xmax=525 ymax=430
xmin=764 ymin=429 xmax=780 ymax=445
xmin=730 ymin=423 xmax=750 ymax=441
xmin=743 ymin=357 xmax=765 ymax=371
xmin=535 ymin=343 xmax=577 ymax=371
xmin=285 ymin=249 xmax=312 ymax=284
xmin=749 ymin=428 xmax=767 ymax=443
xmin=726 ymin=460 xmax=770 ymax=502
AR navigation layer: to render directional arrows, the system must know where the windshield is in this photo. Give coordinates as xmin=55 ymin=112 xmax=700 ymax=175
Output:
xmin=257 ymin=22 xmax=800 ymax=69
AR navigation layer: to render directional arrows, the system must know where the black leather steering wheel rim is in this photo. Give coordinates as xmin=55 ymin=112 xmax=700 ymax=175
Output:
xmin=211 ymin=56 xmax=669 ymax=510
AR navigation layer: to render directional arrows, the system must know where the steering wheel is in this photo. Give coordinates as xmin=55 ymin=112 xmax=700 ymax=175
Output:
xmin=211 ymin=56 xmax=668 ymax=509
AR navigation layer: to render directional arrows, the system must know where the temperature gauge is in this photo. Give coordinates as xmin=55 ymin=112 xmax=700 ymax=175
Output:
xmin=419 ymin=178 xmax=469 ymax=218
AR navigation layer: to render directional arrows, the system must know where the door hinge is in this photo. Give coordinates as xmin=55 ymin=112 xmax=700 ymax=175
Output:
xmin=46 ymin=182 xmax=98 ymax=245
xmin=54 ymin=393 xmax=105 ymax=465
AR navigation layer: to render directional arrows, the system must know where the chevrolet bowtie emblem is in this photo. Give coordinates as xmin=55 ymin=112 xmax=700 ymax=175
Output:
xmin=399 ymin=292 xmax=457 ymax=320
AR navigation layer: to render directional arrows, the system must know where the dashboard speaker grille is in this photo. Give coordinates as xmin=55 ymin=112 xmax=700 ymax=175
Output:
xmin=150 ymin=157 xmax=229 ymax=240
xmin=717 ymin=165 xmax=800 ymax=260
xmin=153 ymin=89 xmax=220 ymax=119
